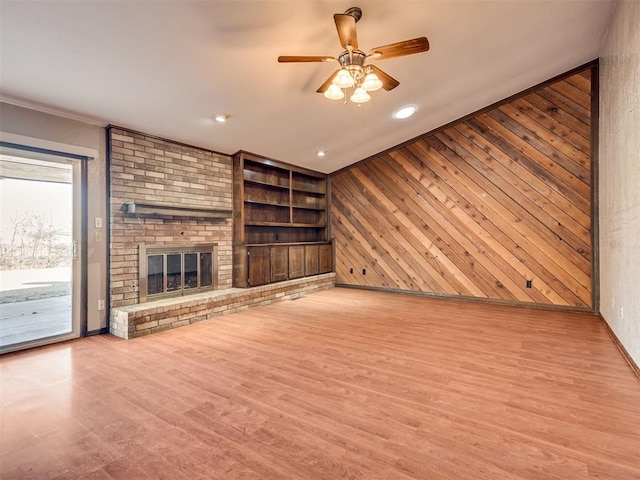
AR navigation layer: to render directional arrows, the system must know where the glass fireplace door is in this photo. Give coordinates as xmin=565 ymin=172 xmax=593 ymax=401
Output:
xmin=138 ymin=244 xmax=218 ymax=302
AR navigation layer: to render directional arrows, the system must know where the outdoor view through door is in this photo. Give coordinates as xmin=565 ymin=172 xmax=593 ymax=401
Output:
xmin=0 ymin=155 xmax=76 ymax=350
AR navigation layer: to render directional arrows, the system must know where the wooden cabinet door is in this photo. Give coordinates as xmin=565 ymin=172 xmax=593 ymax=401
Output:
xmin=247 ymin=246 xmax=270 ymax=286
xmin=319 ymin=243 xmax=332 ymax=273
xmin=270 ymin=246 xmax=288 ymax=283
xmin=304 ymin=244 xmax=319 ymax=276
xmin=288 ymin=245 xmax=305 ymax=279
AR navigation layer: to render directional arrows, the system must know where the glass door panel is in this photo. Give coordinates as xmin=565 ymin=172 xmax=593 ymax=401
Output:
xmin=166 ymin=253 xmax=182 ymax=292
xmin=0 ymin=154 xmax=79 ymax=351
xmin=200 ymin=253 xmax=213 ymax=287
xmin=184 ymin=253 xmax=198 ymax=289
xmin=147 ymin=255 xmax=164 ymax=295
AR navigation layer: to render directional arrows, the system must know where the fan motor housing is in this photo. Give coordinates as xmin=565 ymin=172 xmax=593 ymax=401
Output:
xmin=338 ymin=50 xmax=367 ymax=79
xmin=338 ymin=50 xmax=366 ymax=67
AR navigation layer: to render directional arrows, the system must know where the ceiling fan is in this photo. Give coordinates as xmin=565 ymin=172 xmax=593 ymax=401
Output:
xmin=278 ymin=6 xmax=430 ymax=104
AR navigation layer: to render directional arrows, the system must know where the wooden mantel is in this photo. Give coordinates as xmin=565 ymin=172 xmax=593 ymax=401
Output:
xmin=124 ymin=201 xmax=232 ymax=219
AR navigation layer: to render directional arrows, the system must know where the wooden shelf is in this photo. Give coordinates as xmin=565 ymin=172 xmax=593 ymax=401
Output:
xmin=244 ymin=178 xmax=290 ymax=190
xmin=292 ymin=205 xmax=325 ymax=211
xmin=291 ymin=187 xmax=326 ymax=196
xmin=245 ymin=221 xmax=326 ymax=228
xmin=291 ymin=171 xmax=326 ymax=195
xmin=245 ymin=241 xmax=332 ymax=247
xmin=291 ymin=222 xmax=326 ymax=228
xmin=245 ymin=199 xmax=325 ymax=211
xmin=233 ymin=151 xmax=331 ymax=288
xmin=245 ymin=221 xmax=291 ymax=227
xmin=245 ymin=199 xmax=290 ymax=208
xmin=124 ymin=201 xmax=231 ymax=219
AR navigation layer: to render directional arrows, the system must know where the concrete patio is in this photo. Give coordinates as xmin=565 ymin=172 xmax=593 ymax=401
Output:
xmin=0 ymin=267 xmax=72 ymax=348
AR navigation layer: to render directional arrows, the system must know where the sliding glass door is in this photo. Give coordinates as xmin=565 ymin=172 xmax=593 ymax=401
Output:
xmin=0 ymin=154 xmax=81 ymax=352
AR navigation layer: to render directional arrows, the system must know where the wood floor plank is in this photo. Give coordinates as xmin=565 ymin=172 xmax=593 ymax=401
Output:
xmin=1 ymin=288 xmax=639 ymax=479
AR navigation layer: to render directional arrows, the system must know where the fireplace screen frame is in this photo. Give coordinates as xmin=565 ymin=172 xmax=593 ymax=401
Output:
xmin=138 ymin=243 xmax=218 ymax=303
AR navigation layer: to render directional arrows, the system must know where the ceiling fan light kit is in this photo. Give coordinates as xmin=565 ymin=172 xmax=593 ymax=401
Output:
xmin=362 ymin=71 xmax=383 ymax=92
xmin=324 ymin=84 xmax=345 ymax=100
xmin=278 ymin=6 xmax=430 ymax=105
xmin=350 ymin=87 xmax=371 ymax=104
xmin=333 ymin=68 xmax=355 ymax=88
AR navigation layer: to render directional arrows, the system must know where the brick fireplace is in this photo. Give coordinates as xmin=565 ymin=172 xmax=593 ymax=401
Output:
xmin=108 ymin=126 xmax=233 ymax=309
xmin=108 ymin=126 xmax=336 ymax=339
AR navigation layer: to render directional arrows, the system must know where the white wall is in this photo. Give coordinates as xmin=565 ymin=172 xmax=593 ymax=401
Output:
xmin=0 ymin=102 xmax=108 ymax=332
xmin=599 ymin=0 xmax=640 ymax=366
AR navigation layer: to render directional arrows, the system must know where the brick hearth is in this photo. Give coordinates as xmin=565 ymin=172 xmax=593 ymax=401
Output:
xmin=110 ymin=273 xmax=335 ymax=338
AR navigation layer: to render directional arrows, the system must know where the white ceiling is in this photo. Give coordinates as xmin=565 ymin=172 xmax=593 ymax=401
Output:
xmin=0 ymin=1 xmax=615 ymax=173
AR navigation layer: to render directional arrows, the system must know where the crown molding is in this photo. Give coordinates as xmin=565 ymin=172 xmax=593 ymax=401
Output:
xmin=0 ymin=94 xmax=107 ymax=127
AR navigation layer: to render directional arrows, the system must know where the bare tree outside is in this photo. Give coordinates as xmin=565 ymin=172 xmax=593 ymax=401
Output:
xmin=0 ymin=210 xmax=70 ymax=269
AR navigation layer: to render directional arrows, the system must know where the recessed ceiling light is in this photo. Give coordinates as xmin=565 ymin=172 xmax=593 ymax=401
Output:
xmin=393 ymin=105 xmax=417 ymax=119
xmin=316 ymin=150 xmax=326 ymax=157
xmin=213 ymin=113 xmax=229 ymax=123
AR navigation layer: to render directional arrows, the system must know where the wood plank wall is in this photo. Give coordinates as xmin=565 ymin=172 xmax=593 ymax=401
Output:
xmin=330 ymin=66 xmax=594 ymax=308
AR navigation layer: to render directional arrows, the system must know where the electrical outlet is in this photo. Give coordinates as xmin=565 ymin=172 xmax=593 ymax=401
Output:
xmin=95 ymin=217 xmax=103 ymax=229
xmin=98 ymin=299 xmax=105 ymax=311
xmin=362 ymin=268 xmax=366 ymax=275
xmin=349 ymin=268 xmax=353 ymax=274
xmin=526 ymin=279 xmax=532 ymax=288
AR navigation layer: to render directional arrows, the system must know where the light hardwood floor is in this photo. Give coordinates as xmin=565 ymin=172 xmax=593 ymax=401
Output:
xmin=1 ymin=287 xmax=639 ymax=479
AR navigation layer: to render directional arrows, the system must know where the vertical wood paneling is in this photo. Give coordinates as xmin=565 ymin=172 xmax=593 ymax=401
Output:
xmin=331 ymin=66 xmax=594 ymax=308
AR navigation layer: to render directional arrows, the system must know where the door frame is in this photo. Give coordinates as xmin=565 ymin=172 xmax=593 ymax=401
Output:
xmin=0 ymin=132 xmax=95 ymax=353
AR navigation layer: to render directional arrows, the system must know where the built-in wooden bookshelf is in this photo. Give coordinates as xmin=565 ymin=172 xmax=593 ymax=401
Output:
xmin=233 ymin=151 xmax=332 ymax=287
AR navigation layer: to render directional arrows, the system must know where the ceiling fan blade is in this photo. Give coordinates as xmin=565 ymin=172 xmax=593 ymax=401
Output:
xmin=370 ymin=65 xmax=400 ymax=91
xmin=334 ymin=13 xmax=358 ymax=50
xmin=316 ymin=70 xmax=340 ymax=93
xmin=278 ymin=55 xmax=334 ymax=63
xmin=369 ymin=37 xmax=430 ymax=59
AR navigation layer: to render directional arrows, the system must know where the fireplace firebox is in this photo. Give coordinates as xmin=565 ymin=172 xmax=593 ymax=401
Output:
xmin=138 ymin=244 xmax=218 ymax=302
